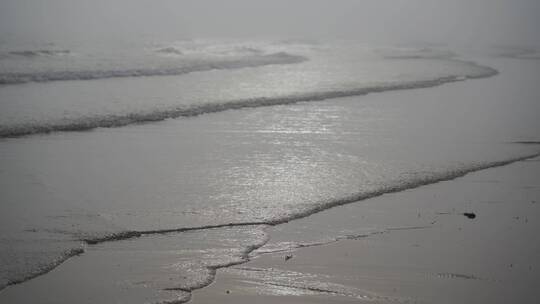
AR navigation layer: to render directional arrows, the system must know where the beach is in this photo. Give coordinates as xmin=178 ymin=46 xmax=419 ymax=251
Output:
xmin=3 ymin=1 xmax=540 ymax=303
xmin=0 ymin=41 xmax=539 ymax=304
xmin=193 ymin=157 xmax=540 ymax=304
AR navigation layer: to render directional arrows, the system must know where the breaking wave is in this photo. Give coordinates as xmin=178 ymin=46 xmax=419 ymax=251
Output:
xmin=155 ymin=47 xmax=185 ymax=55
xmin=2 ymin=247 xmax=84 ymax=291
xmin=0 ymin=52 xmax=306 ymax=85
xmin=491 ymin=46 xmax=540 ymax=60
xmin=155 ymin=45 xmax=264 ymax=57
xmin=6 ymin=49 xmax=71 ymax=58
xmin=0 ymin=62 xmax=497 ymax=138
xmin=4 ymin=150 xmax=536 ymax=297
xmin=377 ymin=46 xmax=458 ymax=60
xmin=79 ymin=150 xmax=539 ymax=246
xmin=2 ymin=145 xmax=538 ymax=299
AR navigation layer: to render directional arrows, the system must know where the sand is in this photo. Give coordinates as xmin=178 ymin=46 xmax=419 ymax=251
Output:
xmin=2 ymin=156 xmax=537 ymax=304
xmin=191 ymin=157 xmax=540 ymax=304
xmin=1 ymin=56 xmax=539 ymax=304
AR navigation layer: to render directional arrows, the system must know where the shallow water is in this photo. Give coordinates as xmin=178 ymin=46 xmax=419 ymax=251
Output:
xmin=0 ymin=39 xmax=539 ymax=302
xmin=0 ymin=41 xmax=493 ymax=136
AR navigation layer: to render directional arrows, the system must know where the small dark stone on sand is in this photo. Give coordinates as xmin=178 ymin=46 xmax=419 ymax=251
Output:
xmin=463 ymin=212 xmax=476 ymax=219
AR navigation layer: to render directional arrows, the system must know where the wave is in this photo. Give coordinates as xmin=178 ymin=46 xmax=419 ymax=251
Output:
xmin=378 ymin=47 xmax=457 ymax=60
xmin=513 ymin=141 xmax=540 ymax=145
xmin=83 ymin=221 xmax=269 ymax=245
xmin=278 ymin=38 xmax=320 ymax=45
xmin=7 ymin=49 xmax=71 ymax=58
xmin=155 ymin=46 xmax=263 ymax=57
xmin=0 ymin=52 xmax=306 ymax=85
xmin=0 ymin=61 xmax=498 ymax=138
xmin=155 ymin=47 xmax=185 ymax=55
xmin=2 ymin=150 xmax=538 ymax=298
xmin=491 ymin=46 xmax=540 ymax=60
xmin=79 ymin=150 xmax=539 ymax=246
xmin=2 ymin=247 xmax=84 ymax=291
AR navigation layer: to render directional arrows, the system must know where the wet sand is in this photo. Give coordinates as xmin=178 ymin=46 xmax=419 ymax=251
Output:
xmin=3 ymin=158 xmax=538 ymax=304
xmin=1 ymin=56 xmax=539 ymax=304
xmin=192 ymin=157 xmax=540 ymax=304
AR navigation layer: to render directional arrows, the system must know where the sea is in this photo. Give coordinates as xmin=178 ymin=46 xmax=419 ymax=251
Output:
xmin=0 ymin=38 xmax=539 ymax=303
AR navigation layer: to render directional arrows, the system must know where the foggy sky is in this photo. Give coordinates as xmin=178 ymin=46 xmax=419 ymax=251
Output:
xmin=1 ymin=0 xmax=539 ymax=47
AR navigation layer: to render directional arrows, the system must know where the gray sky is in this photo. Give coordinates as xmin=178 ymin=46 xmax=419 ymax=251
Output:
xmin=1 ymin=0 xmax=539 ymax=46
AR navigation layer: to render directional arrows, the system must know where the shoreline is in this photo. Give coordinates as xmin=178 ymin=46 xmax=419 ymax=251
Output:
xmin=2 ymin=148 xmax=537 ymax=295
xmin=1 ymin=154 xmax=538 ymax=303
xmin=192 ymin=156 xmax=540 ymax=304
xmin=1 ymin=55 xmax=539 ymax=303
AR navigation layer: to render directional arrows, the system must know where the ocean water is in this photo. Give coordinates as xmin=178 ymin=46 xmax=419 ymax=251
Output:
xmin=0 ymin=39 xmax=539 ymax=303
